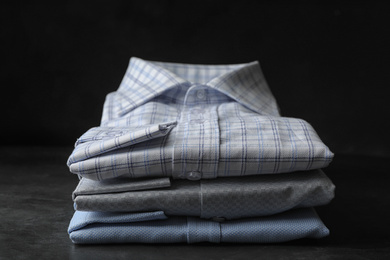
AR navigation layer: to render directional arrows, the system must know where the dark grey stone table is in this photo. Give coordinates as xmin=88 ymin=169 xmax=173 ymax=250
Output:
xmin=1 ymin=146 xmax=389 ymax=259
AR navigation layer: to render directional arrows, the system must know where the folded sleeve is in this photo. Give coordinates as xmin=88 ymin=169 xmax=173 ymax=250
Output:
xmin=67 ymin=122 xmax=176 ymax=180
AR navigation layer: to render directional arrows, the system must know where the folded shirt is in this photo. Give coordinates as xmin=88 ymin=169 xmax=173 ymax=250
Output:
xmin=68 ymin=208 xmax=330 ymax=244
xmin=73 ymin=169 xmax=335 ymax=220
xmin=66 ymin=57 xmax=334 ymax=181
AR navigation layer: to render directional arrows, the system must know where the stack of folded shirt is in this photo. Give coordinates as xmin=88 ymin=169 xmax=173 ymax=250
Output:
xmin=66 ymin=57 xmax=335 ymax=244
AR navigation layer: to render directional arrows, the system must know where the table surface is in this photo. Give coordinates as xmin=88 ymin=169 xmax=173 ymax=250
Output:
xmin=1 ymin=146 xmax=389 ymax=260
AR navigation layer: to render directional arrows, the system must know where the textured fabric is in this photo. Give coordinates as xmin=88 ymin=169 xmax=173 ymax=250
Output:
xmin=72 ymin=177 xmax=171 ymax=199
xmin=68 ymin=208 xmax=329 ymax=244
xmin=67 ymin=57 xmax=334 ymax=181
xmin=73 ymin=169 xmax=335 ymax=220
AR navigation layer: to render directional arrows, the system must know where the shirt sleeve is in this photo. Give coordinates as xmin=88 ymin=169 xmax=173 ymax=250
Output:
xmin=67 ymin=122 xmax=177 ymax=168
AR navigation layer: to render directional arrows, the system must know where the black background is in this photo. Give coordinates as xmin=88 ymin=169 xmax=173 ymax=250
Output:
xmin=2 ymin=1 xmax=389 ymax=157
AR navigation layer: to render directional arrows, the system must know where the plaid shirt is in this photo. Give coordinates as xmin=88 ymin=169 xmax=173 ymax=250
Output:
xmin=67 ymin=57 xmax=333 ymax=181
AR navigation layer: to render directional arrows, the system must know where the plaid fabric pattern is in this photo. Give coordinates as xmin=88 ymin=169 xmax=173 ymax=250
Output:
xmin=67 ymin=57 xmax=333 ymax=181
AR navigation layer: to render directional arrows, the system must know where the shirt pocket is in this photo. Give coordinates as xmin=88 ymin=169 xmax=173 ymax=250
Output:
xmin=67 ymin=121 xmax=177 ymax=166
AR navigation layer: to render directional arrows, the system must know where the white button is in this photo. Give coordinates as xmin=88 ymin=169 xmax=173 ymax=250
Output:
xmin=191 ymin=108 xmax=203 ymax=114
xmin=196 ymin=89 xmax=206 ymax=100
xmin=212 ymin=216 xmax=226 ymax=222
xmin=186 ymin=95 xmax=195 ymax=103
xmin=190 ymin=119 xmax=204 ymax=124
xmin=190 ymin=108 xmax=205 ymax=124
xmin=104 ymin=130 xmax=123 ymax=137
xmin=186 ymin=171 xmax=202 ymax=180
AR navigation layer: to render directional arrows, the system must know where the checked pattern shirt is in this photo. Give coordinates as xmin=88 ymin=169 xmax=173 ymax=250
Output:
xmin=67 ymin=57 xmax=333 ymax=181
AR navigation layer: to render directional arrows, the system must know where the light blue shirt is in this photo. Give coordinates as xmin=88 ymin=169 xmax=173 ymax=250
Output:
xmin=68 ymin=208 xmax=329 ymax=244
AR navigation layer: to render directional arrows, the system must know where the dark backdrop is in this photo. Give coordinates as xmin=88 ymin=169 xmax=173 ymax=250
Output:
xmin=2 ymin=1 xmax=389 ymax=157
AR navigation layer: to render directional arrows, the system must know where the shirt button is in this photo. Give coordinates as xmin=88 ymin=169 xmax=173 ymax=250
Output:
xmin=212 ymin=216 xmax=226 ymax=222
xmin=186 ymin=95 xmax=195 ymax=103
xmin=186 ymin=171 xmax=202 ymax=180
xmin=196 ymin=89 xmax=206 ymax=100
xmin=104 ymin=130 xmax=123 ymax=137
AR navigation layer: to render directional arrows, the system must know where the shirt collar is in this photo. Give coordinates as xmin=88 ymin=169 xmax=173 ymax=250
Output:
xmin=117 ymin=57 xmax=280 ymax=116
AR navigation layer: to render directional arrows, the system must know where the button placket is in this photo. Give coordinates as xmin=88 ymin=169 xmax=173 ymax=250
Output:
xmin=172 ymin=85 xmax=219 ymax=180
xmin=186 ymin=217 xmax=221 ymax=243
